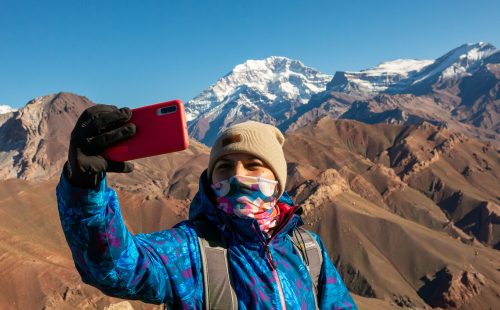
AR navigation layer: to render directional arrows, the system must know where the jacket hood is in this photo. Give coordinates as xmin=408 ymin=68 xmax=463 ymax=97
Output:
xmin=188 ymin=170 xmax=302 ymax=243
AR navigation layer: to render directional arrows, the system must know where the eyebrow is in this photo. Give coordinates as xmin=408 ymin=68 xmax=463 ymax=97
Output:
xmin=215 ymin=159 xmax=232 ymax=165
xmin=216 ymin=157 xmax=263 ymax=164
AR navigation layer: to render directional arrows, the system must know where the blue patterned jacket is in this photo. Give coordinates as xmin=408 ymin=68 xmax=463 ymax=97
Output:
xmin=56 ymin=171 xmax=357 ymax=309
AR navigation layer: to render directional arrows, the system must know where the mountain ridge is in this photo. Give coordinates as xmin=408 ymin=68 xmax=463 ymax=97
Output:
xmin=184 ymin=42 xmax=499 ymax=147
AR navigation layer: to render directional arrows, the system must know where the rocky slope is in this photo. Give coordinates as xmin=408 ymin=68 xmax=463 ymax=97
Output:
xmin=284 ymin=117 xmax=500 ymax=309
xmin=0 ymin=93 xmax=94 ymax=180
xmin=286 ymin=117 xmax=500 ymax=247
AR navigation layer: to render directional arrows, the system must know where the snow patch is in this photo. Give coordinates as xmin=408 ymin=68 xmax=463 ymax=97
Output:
xmin=361 ymin=59 xmax=433 ymax=77
xmin=0 ymin=105 xmax=17 ymax=115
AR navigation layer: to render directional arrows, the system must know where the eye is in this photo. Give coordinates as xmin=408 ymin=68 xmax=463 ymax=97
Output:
xmin=247 ymin=161 xmax=264 ymax=169
xmin=215 ymin=163 xmax=232 ymax=170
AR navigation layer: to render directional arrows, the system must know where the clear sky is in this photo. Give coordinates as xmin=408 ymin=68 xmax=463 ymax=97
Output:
xmin=1 ymin=0 xmax=499 ymax=109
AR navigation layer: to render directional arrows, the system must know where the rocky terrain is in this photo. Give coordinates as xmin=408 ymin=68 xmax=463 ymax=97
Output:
xmin=0 ymin=93 xmax=94 ymax=180
xmin=0 ymin=92 xmax=499 ymax=309
xmin=284 ymin=117 xmax=500 ymax=309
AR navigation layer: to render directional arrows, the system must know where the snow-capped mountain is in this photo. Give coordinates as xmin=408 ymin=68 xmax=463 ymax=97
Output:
xmin=327 ymin=59 xmax=433 ymax=95
xmin=0 ymin=104 xmax=16 ymax=115
xmin=186 ymin=56 xmax=332 ymax=145
xmin=185 ymin=43 xmax=498 ymax=146
xmin=332 ymin=42 xmax=500 ymax=144
xmin=328 ymin=42 xmax=499 ymax=96
xmin=273 ymin=42 xmax=499 ymax=145
xmin=405 ymin=42 xmax=499 ymax=94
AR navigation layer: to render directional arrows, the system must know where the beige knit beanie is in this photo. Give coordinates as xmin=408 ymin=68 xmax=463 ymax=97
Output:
xmin=208 ymin=121 xmax=287 ymax=198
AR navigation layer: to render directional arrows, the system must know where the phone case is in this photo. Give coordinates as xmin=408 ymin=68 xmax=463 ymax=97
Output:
xmin=103 ymin=100 xmax=189 ymax=162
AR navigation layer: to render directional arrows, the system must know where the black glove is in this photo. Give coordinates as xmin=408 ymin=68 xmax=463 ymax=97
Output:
xmin=65 ymin=104 xmax=136 ymax=188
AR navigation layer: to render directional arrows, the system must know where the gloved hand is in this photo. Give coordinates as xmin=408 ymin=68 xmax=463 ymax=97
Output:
xmin=65 ymin=104 xmax=137 ymax=188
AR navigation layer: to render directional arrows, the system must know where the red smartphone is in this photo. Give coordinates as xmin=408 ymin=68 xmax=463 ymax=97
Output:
xmin=103 ymin=100 xmax=189 ymax=162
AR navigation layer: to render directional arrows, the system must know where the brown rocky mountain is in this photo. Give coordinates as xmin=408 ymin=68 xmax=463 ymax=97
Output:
xmin=0 ymin=93 xmax=94 ymax=180
xmin=0 ymin=93 xmax=499 ymax=309
xmin=339 ymin=92 xmax=499 ymax=147
xmin=284 ymin=117 xmax=499 ymax=309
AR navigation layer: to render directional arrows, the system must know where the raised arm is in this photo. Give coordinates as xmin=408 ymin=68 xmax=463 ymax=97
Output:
xmin=56 ymin=105 xmax=203 ymax=306
xmin=56 ymin=172 xmax=169 ymax=302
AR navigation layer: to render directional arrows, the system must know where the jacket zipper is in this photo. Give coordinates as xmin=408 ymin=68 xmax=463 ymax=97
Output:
xmin=261 ymin=209 xmax=298 ymax=310
xmin=265 ymin=244 xmax=286 ymax=309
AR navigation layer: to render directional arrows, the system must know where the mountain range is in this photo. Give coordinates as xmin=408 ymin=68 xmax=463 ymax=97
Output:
xmin=0 ymin=42 xmax=499 ymax=309
xmin=187 ymin=42 xmax=499 ymax=146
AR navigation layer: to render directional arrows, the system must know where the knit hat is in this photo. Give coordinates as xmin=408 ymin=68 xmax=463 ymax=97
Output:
xmin=208 ymin=121 xmax=287 ymax=198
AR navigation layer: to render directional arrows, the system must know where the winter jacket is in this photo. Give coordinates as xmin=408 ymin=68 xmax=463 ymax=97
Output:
xmin=56 ymin=170 xmax=357 ymax=309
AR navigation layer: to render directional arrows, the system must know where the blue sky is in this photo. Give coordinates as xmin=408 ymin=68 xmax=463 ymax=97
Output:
xmin=1 ymin=0 xmax=499 ymax=109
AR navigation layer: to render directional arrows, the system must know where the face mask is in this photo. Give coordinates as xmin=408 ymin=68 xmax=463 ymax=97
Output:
xmin=211 ymin=175 xmax=280 ymax=236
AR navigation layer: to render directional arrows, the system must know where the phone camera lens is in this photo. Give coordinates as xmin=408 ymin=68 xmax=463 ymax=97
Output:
xmin=158 ymin=106 xmax=177 ymax=115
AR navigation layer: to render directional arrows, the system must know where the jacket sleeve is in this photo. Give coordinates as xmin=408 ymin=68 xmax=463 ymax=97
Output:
xmin=312 ymin=234 xmax=358 ymax=309
xmin=55 ymin=172 xmax=203 ymax=307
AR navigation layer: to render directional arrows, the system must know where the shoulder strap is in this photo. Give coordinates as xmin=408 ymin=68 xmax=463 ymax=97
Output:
xmin=193 ymin=220 xmax=237 ymax=310
xmin=292 ymin=228 xmax=323 ymax=308
xmin=194 ymin=221 xmax=322 ymax=309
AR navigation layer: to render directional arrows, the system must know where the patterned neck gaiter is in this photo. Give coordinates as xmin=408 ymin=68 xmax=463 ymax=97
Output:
xmin=211 ymin=175 xmax=280 ymax=237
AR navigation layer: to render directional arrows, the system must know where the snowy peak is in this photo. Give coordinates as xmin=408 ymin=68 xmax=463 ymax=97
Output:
xmin=360 ymin=59 xmax=434 ymax=77
xmin=186 ymin=56 xmax=332 ymax=121
xmin=327 ymin=59 xmax=433 ymax=94
xmin=328 ymin=42 xmax=499 ymax=96
xmin=410 ymin=42 xmax=498 ymax=87
xmin=0 ymin=105 xmax=17 ymax=115
xmin=439 ymin=42 xmax=497 ymax=66
xmin=232 ymin=56 xmax=298 ymax=73
xmin=230 ymin=56 xmax=325 ymax=79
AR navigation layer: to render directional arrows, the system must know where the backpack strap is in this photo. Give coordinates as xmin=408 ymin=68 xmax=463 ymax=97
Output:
xmin=193 ymin=220 xmax=237 ymax=310
xmin=194 ymin=220 xmax=323 ymax=309
xmin=291 ymin=227 xmax=323 ymax=309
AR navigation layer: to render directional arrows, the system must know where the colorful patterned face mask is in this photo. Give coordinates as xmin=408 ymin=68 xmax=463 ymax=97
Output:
xmin=211 ymin=175 xmax=280 ymax=236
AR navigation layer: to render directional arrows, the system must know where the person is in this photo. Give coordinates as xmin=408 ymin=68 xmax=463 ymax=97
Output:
xmin=56 ymin=104 xmax=357 ymax=309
